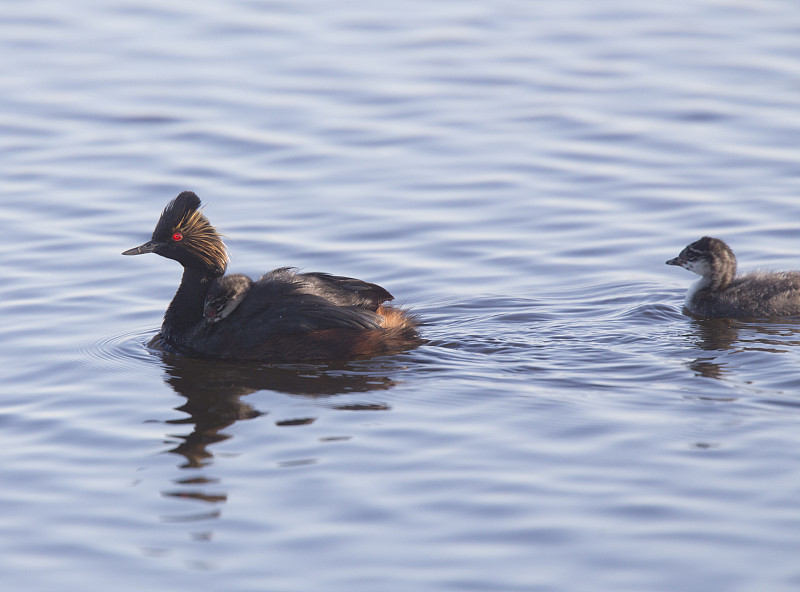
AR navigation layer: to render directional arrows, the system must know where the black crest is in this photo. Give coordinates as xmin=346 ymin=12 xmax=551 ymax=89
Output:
xmin=153 ymin=191 xmax=202 ymax=240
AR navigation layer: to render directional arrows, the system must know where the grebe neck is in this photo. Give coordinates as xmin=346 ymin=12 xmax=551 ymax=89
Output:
xmin=163 ymin=266 xmax=219 ymax=342
xmin=686 ymin=276 xmax=711 ymax=305
xmin=709 ymin=262 xmax=735 ymax=291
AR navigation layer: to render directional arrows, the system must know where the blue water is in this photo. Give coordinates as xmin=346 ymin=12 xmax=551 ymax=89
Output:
xmin=3 ymin=1 xmax=800 ymax=590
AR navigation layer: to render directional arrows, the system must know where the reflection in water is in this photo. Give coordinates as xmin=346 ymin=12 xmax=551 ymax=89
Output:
xmin=684 ymin=316 xmax=800 ymax=379
xmin=154 ymin=350 xmax=403 ymax=527
xmin=689 ymin=317 xmax=740 ymax=352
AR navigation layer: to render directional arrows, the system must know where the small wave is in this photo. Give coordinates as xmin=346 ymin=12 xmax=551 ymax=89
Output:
xmin=616 ymin=302 xmax=686 ymax=323
xmin=77 ymin=327 xmax=161 ymax=368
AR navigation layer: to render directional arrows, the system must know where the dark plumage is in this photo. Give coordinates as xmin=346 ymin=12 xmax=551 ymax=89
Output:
xmin=666 ymin=236 xmax=800 ymax=318
xmin=123 ymin=191 xmax=421 ymax=361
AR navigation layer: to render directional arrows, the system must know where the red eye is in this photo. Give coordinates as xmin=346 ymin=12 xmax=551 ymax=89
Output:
xmin=172 ymin=232 xmax=183 ymax=241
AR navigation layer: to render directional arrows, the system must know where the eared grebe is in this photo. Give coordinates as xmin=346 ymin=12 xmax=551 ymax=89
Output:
xmin=666 ymin=236 xmax=800 ymax=318
xmin=123 ymin=191 xmax=420 ymax=361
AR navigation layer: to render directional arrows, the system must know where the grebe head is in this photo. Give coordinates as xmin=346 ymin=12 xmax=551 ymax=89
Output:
xmin=122 ymin=191 xmax=228 ymax=276
xmin=667 ymin=236 xmax=736 ymax=289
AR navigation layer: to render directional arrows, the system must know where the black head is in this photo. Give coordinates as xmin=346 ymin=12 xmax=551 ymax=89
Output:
xmin=122 ymin=191 xmax=228 ymax=276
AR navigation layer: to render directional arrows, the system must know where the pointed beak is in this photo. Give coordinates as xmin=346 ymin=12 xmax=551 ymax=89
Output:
xmin=122 ymin=240 xmax=161 ymax=256
xmin=666 ymin=256 xmax=685 ymax=267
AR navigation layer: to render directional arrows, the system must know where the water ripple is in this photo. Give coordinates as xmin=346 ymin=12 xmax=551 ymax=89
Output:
xmin=77 ymin=328 xmax=162 ymax=369
xmin=3 ymin=1 xmax=800 ymax=591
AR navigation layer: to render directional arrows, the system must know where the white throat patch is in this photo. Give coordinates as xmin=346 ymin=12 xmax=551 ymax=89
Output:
xmin=682 ymin=258 xmax=711 ymax=277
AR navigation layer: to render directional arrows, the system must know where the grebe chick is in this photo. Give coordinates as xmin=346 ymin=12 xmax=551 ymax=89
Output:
xmin=666 ymin=236 xmax=800 ymax=318
xmin=122 ymin=191 xmax=421 ymax=361
xmin=204 ymin=274 xmax=253 ymax=323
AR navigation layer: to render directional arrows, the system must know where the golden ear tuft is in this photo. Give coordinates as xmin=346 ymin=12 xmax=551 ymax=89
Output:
xmin=174 ymin=208 xmax=229 ymax=274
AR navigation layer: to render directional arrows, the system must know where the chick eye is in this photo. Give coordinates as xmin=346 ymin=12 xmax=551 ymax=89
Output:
xmin=172 ymin=232 xmax=183 ymax=241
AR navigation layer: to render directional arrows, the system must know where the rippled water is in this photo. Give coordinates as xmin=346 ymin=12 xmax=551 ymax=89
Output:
xmin=3 ymin=1 xmax=800 ymax=590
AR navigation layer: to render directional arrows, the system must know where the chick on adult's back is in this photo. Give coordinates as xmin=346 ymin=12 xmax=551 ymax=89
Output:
xmin=123 ymin=191 xmax=420 ymax=361
xmin=666 ymin=236 xmax=800 ymax=318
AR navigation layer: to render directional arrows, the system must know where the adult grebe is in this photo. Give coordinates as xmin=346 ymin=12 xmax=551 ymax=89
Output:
xmin=123 ymin=191 xmax=421 ymax=361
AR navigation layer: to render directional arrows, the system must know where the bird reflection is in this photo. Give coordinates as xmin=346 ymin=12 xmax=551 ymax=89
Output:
xmin=153 ymin=347 xmax=403 ymax=526
xmin=684 ymin=316 xmax=800 ymax=379
xmin=160 ymin=351 xmax=400 ymax=467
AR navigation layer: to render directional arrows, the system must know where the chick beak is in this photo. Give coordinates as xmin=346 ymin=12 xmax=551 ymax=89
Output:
xmin=122 ymin=240 xmax=161 ymax=256
xmin=665 ymin=256 xmax=685 ymax=267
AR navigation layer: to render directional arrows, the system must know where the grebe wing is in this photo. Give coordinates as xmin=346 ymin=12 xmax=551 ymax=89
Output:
xmin=260 ymin=267 xmax=393 ymax=311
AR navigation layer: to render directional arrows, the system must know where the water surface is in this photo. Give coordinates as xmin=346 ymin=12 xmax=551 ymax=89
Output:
xmin=2 ymin=1 xmax=800 ymax=591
